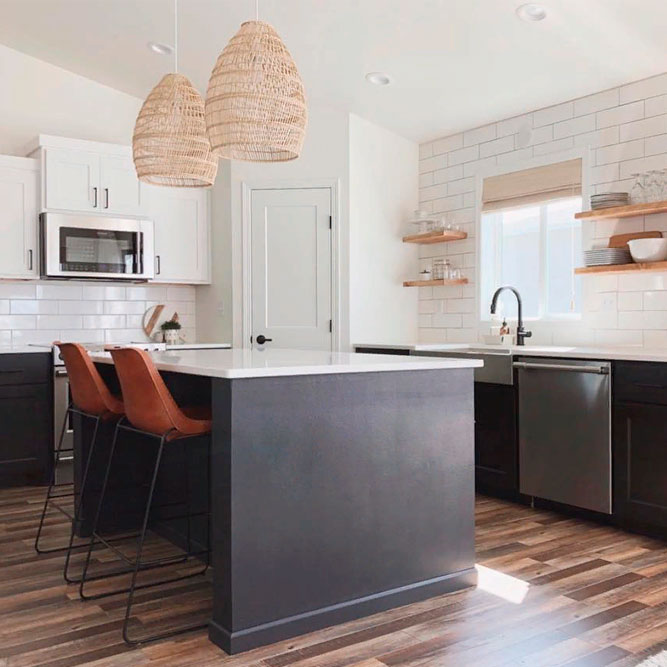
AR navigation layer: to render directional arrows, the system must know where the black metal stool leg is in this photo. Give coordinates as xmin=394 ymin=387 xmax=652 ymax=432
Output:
xmin=63 ymin=414 xmax=101 ymax=583
xmin=79 ymin=418 xmax=122 ymax=600
xmin=35 ymin=404 xmax=72 ymax=554
xmin=122 ymin=433 xmax=208 ymax=646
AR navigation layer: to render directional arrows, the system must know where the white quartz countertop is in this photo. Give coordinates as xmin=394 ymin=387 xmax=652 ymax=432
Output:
xmin=90 ymin=347 xmax=482 ymax=379
xmin=354 ymin=342 xmax=667 ymax=363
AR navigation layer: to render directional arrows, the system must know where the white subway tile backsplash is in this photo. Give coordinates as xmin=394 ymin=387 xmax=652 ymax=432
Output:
xmin=419 ymin=154 xmax=447 ymax=174
xmin=419 ymin=143 xmax=434 ymax=160
xmin=0 ymin=280 xmax=196 ymax=344
xmin=619 ymin=114 xmax=667 ymax=141
xmin=58 ymin=300 xmax=104 ymax=315
xmin=618 ymin=292 xmax=643 ymax=311
xmin=433 ymin=165 xmax=464 ymax=184
xmin=464 ymin=124 xmax=496 ymax=147
xmin=433 ymin=134 xmax=463 ymax=155
xmin=37 ymin=315 xmax=82 ymax=330
xmin=596 ymin=101 xmax=644 ymax=129
xmin=447 ymin=145 xmax=479 ymax=166
xmin=620 ymin=73 xmax=667 ymax=104
xmin=0 ymin=284 xmax=36 ymax=299
xmin=479 ymin=135 xmax=514 ymax=158
xmin=10 ymin=300 xmax=58 ymax=315
xmin=646 ymin=94 xmax=667 ymax=118
xmin=496 ymin=113 xmax=532 ymax=138
xmin=595 ymin=140 xmax=644 ymax=166
xmin=553 ymin=113 xmax=596 ymax=139
xmin=534 ymin=102 xmax=573 ymax=127
xmin=574 ymin=88 xmax=619 ymax=116
xmin=104 ymin=301 xmax=147 ymax=315
xmin=419 ymin=172 xmax=434 ymax=188
xmin=418 ymin=72 xmax=667 ymax=349
xmin=36 ymin=284 xmax=82 ymax=301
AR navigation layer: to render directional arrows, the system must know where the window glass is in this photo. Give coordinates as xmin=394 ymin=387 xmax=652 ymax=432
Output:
xmin=479 ymin=196 xmax=582 ymax=320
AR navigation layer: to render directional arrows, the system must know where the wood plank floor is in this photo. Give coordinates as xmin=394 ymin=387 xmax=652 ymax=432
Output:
xmin=2 ymin=487 xmax=667 ymax=667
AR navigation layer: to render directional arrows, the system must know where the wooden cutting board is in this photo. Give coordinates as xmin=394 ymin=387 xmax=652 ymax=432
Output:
xmin=608 ymin=231 xmax=663 ymax=248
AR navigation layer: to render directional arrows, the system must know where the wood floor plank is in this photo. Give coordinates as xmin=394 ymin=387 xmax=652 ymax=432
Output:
xmin=1 ymin=486 xmax=666 ymax=666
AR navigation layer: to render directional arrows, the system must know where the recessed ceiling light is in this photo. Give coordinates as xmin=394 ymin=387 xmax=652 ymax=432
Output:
xmin=365 ymin=72 xmax=392 ymax=86
xmin=516 ymin=3 xmax=547 ymax=21
xmin=147 ymin=41 xmax=174 ymax=56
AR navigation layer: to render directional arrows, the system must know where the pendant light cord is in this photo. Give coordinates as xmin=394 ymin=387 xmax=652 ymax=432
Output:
xmin=174 ymin=0 xmax=178 ymax=73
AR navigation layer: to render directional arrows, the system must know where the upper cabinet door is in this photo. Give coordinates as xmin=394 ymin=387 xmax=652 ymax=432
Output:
xmin=0 ymin=161 xmax=39 ymax=279
xmin=99 ymin=155 xmax=146 ymax=216
xmin=149 ymin=186 xmax=210 ymax=284
xmin=44 ymin=148 xmax=100 ymax=212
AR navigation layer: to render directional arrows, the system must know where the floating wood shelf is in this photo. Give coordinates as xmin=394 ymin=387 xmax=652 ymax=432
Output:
xmin=403 ymin=278 xmax=468 ymax=287
xmin=402 ymin=229 xmax=467 ymax=245
xmin=575 ymin=200 xmax=667 ymax=221
xmin=575 ymin=261 xmax=667 ymax=275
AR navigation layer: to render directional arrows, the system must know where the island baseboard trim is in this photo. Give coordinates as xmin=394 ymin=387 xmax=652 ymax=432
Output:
xmin=208 ymin=566 xmax=477 ymax=654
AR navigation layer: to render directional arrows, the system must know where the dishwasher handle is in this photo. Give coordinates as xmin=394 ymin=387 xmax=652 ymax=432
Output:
xmin=513 ymin=361 xmax=609 ymax=375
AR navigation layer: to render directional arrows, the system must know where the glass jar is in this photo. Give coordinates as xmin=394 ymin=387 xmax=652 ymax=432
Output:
xmin=432 ymin=259 xmax=445 ymax=280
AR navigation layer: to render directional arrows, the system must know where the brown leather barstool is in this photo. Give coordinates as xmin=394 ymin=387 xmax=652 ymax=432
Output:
xmin=35 ymin=342 xmax=124 ymax=580
xmin=78 ymin=346 xmax=211 ymax=646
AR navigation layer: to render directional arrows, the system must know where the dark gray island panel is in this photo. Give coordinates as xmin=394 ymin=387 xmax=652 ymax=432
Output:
xmin=209 ymin=368 xmax=476 ymax=653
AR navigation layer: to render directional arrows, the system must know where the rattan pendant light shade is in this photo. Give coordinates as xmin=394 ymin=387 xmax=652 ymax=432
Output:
xmin=133 ymin=73 xmax=218 ymax=187
xmin=205 ymin=20 xmax=308 ymax=162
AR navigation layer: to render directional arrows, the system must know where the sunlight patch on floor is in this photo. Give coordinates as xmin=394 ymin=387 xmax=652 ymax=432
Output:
xmin=475 ymin=564 xmax=530 ymax=604
xmin=636 ymin=649 xmax=667 ymax=666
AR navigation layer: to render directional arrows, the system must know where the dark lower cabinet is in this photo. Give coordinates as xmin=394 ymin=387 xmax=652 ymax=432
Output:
xmin=614 ymin=402 xmax=667 ymax=537
xmin=474 ymin=382 xmax=518 ymax=498
xmin=0 ymin=353 xmax=52 ymax=487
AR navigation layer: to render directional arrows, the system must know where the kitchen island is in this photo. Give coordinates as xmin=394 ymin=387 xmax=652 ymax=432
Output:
xmin=87 ymin=348 xmax=481 ymax=654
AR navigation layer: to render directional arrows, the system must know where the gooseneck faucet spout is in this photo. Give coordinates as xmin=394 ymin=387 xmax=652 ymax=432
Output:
xmin=490 ymin=286 xmax=532 ymax=346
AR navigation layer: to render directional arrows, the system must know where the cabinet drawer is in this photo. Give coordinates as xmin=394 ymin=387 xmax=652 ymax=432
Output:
xmin=615 ymin=361 xmax=667 ymax=406
xmin=0 ymin=353 xmax=50 ymax=386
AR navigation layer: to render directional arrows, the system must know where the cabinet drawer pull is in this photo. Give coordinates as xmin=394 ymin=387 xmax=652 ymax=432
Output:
xmin=92 ymin=187 xmax=98 ymax=208
xmin=104 ymin=188 xmax=109 ymax=209
xmin=28 ymin=249 xmax=33 ymax=271
xmin=156 ymin=255 xmax=161 ymax=275
xmin=635 ymin=382 xmax=667 ymax=390
xmin=0 ymin=369 xmax=22 ymax=374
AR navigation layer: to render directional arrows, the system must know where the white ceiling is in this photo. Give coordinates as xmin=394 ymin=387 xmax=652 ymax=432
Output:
xmin=1 ymin=0 xmax=666 ymax=143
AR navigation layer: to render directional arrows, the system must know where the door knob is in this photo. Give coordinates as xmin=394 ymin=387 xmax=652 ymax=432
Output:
xmin=255 ymin=335 xmax=272 ymax=345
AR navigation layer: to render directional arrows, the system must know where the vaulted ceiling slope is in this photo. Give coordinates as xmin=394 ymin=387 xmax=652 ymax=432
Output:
xmin=0 ymin=0 xmax=666 ymax=142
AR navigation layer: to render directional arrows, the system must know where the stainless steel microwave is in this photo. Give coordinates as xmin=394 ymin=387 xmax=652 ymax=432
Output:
xmin=40 ymin=213 xmax=154 ymax=280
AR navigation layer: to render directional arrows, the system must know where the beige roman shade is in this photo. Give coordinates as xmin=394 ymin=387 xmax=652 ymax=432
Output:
xmin=482 ymin=158 xmax=582 ymax=212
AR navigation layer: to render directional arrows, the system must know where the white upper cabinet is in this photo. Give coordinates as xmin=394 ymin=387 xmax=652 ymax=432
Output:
xmin=44 ymin=148 xmax=100 ymax=212
xmin=0 ymin=156 xmax=39 ymax=279
xmin=99 ymin=155 xmax=144 ymax=215
xmin=148 ymin=185 xmax=211 ymax=284
xmin=30 ymin=135 xmax=147 ymax=217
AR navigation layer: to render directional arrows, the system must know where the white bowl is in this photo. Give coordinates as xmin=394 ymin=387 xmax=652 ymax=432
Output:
xmin=628 ymin=237 xmax=667 ymax=263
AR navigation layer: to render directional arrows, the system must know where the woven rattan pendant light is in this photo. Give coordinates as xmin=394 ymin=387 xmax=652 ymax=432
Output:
xmin=133 ymin=0 xmax=217 ymax=187
xmin=205 ymin=1 xmax=307 ymax=162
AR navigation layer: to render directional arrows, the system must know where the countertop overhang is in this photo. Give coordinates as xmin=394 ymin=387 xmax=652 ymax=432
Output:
xmin=89 ymin=347 xmax=483 ymax=379
xmin=355 ymin=343 xmax=667 ymax=363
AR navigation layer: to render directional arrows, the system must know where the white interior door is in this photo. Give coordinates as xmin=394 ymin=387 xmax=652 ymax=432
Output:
xmin=251 ymin=187 xmax=332 ymax=350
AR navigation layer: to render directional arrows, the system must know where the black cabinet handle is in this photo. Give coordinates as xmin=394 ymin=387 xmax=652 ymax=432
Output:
xmin=92 ymin=187 xmax=98 ymax=208
xmin=28 ymin=249 xmax=33 ymax=271
xmin=255 ymin=335 xmax=272 ymax=345
xmin=156 ymin=255 xmax=161 ymax=275
xmin=104 ymin=188 xmax=109 ymax=209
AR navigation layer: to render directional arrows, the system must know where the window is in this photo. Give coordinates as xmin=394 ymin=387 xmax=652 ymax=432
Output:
xmin=479 ymin=196 xmax=582 ymax=320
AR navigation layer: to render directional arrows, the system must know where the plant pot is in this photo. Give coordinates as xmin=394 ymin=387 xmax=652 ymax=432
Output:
xmin=163 ymin=329 xmax=180 ymax=345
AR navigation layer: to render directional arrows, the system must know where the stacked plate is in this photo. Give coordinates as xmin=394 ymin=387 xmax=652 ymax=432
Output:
xmin=590 ymin=192 xmax=629 ymax=210
xmin=583 ymin=247 xmax=632 ymax=267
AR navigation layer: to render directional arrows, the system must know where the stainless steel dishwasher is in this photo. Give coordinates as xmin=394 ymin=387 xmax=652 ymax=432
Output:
xmin=514 ymin=357 xmax=612 ymax=514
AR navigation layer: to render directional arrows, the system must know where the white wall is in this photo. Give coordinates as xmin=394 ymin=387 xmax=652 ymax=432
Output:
xmin=349 ymin=114 xmax=418 ymax=345
xmin=0 ymin=43 xmax=142 ymax=155
xmin=418 ymin=72 xmax=667 ymax=347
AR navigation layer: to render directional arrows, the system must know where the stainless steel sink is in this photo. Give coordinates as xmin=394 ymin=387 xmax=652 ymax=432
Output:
xmin=412 ymin=347 xmax=514 ymax=384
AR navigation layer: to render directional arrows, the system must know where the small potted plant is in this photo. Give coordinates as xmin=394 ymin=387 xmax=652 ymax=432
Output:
xmin=160 ymin=318 xmax=182 ymax=345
